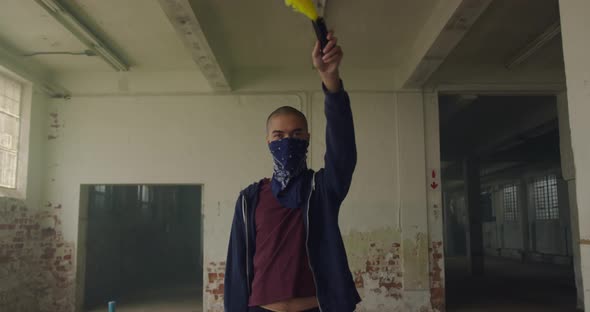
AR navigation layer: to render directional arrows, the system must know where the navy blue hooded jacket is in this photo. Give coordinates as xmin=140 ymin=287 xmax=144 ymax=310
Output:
xmin=224 ymin=82 xmax=361 ymax=312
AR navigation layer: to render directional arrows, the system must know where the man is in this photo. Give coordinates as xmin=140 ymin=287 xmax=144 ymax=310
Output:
xmin=225 ymin=32 xmax=360 ymax=312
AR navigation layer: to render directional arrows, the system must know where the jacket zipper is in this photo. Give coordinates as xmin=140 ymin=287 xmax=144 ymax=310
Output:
xmin=241 ymin=195 xmax=250 ymax=294
xmin=305 ymin=173 xmax=324 ymax=312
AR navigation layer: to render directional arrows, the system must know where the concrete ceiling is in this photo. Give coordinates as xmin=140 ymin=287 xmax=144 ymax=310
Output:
xmin=0 ymin=0 xmax=439 ymax=74
xmin=0 ymin=0 xmax=107 ymax=71
xmin=0 ymin=0 xmax=196 ymax=72
xmin=0 ymin=0 xmax=569 ymax=93
xmin=189 ymin=0 xmax=439 ymax=71
xmin=431 ymin=0 xmax=565 ymax=82
xmin=440 ymin=95 xmax=560 ymax=186
xmin=439 ymin=95 xmax=558 ymax=161
xmin=445 ymin=0 xmax=561 ymax=65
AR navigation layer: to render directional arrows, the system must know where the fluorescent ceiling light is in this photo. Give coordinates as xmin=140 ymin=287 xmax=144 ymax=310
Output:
xmin=34 ymin=0 xmax=129 ymax=71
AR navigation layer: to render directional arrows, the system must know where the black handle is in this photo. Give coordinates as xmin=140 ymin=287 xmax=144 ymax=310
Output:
xmin=312 ymin=17 xmax=329 ymax=53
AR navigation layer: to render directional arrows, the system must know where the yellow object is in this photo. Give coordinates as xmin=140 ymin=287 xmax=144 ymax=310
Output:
xmin=284 ymin=0 xmax=318 ymax=20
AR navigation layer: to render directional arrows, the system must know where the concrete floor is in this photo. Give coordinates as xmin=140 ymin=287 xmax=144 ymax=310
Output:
xmin=83 ymin=257 xmax=577 ymax=312
xmin=446 ymin=256 xmax=579 ymax=312
xmin=87 ymin=284 xmax=202 ymax=312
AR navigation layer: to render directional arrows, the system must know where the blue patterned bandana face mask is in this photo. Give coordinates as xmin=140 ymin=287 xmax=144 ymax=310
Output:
xmin=269 ymin=137 xmax=309 ymax=192
xmin=268 ymin=138 xmax=310 ymax=208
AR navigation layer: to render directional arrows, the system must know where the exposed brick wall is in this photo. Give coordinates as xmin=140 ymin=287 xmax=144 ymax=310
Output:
xmin=0 ymin=198 xmax=75 ymax=312
xmin=205 ymin=231 xmax=443 ymax=312
xmin=205 ymin=261 xmax=225 ymax=312
xmin=355 ymin=241 xmax=403 ymax=301
xmin=429 ymin=241 xmax=445 ymax=312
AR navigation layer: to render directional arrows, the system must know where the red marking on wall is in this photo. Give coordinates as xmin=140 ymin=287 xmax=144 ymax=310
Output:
xmin=430 ymin=181 xmax=439 ymax=190
xmin=429 ymin=241 xmax=445 ymax=312
xmin=432 ymin=170 xmax=436 ymax=179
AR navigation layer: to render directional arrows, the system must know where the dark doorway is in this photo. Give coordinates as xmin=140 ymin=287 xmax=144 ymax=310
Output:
xmin=83 ymin=185 xmax=202 ymax=311
xmin=439 ymin=95 xmax=577 ymax=311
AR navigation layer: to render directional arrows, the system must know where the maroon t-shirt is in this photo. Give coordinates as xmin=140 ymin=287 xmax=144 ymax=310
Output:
xmin=248 ymin=179 xmax=317 ymax=307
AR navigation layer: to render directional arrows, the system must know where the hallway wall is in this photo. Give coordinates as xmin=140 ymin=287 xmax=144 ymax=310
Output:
xmin=43 ymin=89 xmax=440 ymax=311
xmin=0 ymin=92 xmax=76 ymax=312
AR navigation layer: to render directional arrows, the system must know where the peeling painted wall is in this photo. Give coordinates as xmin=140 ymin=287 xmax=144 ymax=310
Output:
xmin=429 ymin=241 xmax=444 ymax=311
xmin=44 ymin=93 xmax=305 ymax=312
xmin=343 ymin=228 xmax=403 ymax=310
xmin=0 ymin=89 xmax=73 ymax=312
xmin=205 ymin=261 xmax=225 ymax=311
xmin=0 ymin=198 xmax=75 ymax=311
xmin=40 ymin=90 xmax=444 ymax=312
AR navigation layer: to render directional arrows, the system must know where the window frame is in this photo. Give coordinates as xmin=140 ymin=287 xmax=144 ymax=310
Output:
xmin=502 ymin=183 xmax=519 ymax=222
xmin=532 ymin=174 xmax=559 ymax=220
xmin=0 ymin=67 xmax=32 ymax=199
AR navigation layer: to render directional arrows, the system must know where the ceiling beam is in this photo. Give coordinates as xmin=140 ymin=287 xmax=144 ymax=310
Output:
xmin=158 ymin=0 xmax=231 ymax=92
xmin=0 ymin=43 xmax=70 ymax=98
xmin=33 ymin=0 xmax=129 ymax=71
xmin=505 ymin=21 xmax=561 ymax=70
xmin=395 ymin=0 xmax=492 ymax=89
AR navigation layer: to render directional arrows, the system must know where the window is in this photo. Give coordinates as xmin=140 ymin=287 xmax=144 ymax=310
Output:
xmin=534 ymin=175 xmax=559 ymax=220
xmin=91 ymin=185 xmax=108 ymax=208
xmin=503 ymin=184 xmax=519 ymax=221
xmin=0 ymin=73 xmax=22 ymax=189
xmin=94 ymin=185 xmax=106 ymax=193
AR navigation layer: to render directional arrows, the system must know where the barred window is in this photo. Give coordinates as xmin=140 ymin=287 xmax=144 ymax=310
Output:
xmin=534 ymin=175 xmax=559 ymax=220
xmin=0 ymin=73 xmax=22 ymax=189
xmin=503 ymin=184 xmax=519 ymax=221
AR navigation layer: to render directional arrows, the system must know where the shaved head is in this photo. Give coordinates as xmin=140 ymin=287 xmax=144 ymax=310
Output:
xmin=266 ymin=106 xmax=308 ymax=133
xmin=266 ymin=106 xmax=310 ymax=143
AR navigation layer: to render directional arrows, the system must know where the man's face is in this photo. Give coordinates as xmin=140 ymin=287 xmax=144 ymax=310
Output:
xmin=266 ymin=113 xmax=310 ymax=144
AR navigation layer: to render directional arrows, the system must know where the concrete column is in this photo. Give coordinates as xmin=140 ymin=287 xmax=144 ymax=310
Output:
xmin=423 ymin=91 xmax=445 ymax=310
xmin=557 ymin=92 xmax=584 ymax=309
xmin=464 ymin=157 xmax=484 ymax=275
xmin=558 ymin=1 xmax=590 ymax=308
xmin=397 ymin=93 xmax=430 ymax=296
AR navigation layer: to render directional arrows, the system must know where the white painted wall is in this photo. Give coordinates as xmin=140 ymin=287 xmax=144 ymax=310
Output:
xmin=559 ymin=0 xmax=590 ymax=308
xmin=45 ymin=93 xmax=301 ymax=254
xmin=26 ymin=91 xmax=48 ymax=210
xmin=311 ymin=92 xmax=399 ymax=233
xmin=43 ymin=88 xmax=433 ymax=311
